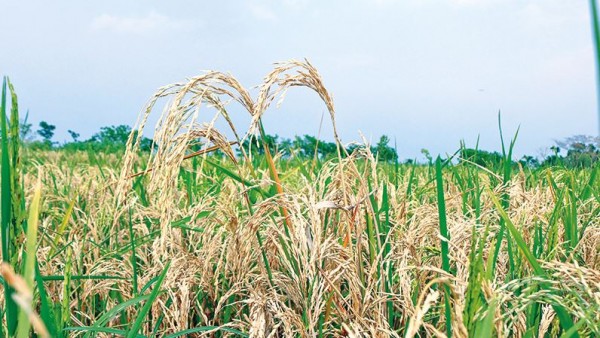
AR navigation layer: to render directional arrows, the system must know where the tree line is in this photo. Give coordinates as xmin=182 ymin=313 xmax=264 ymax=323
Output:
xmin=26 ymin=120 xmax=399 ymax=162
xmin=26 ymin=120 xmax=600 ymax=168
xmin=25 ymin=120 xmax=153 ymax=152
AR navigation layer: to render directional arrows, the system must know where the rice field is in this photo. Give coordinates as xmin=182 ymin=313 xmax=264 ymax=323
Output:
xmin=1 ymin=60 xmax=599 ymax=337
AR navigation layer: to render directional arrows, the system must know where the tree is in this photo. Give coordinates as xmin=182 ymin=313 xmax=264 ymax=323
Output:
xmin=460 ymin=148 xmax=503 ymax=168
xmin=373 ymin=135 xmax=398 ymax=163
xmin=67 ymin=130 xmax=80 ymax=142
xmin=89 ymin=125 xmax=153 ymax=151
xmin=90 ymin=125 xmax=131 ymax=145
xmin=421 ymin=148 xmax=433 ymax=164
xmin=541 ymin=135 xmax=600 ymax=168
xmin=37 ymin=121 xmax=56 ymax=143
xmin=294 ymin=135 xmax=318 ymax=158
xmin=519 ymin=155 xmax=539 ymax=168
xmin=297 ymin=135 xmax=337 ymax=159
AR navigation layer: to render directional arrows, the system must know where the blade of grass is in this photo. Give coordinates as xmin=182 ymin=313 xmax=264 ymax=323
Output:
xmin=489 ymin=191 xmax=578 ymax=336
xmin=0 ymin=76 xmax=18 ymax=336
xmin=82 ymin=294 xmax=152 ymax=338
xmin=435 ymin=156 xmax=453 ymax=338
xmin=473 ymin=299 xmax=497 ymax=338
xmin=49 ymin=198 xmax=75 ymax=258
xmin=128 ymin=207 xmax=138 ymax=297
xmin=61 ymin=248 xmax=73 ymax=331
xmin=258 ymin=120 xmax=293 ymax=233
xmin=126 ymin=262 xmax=170 ymax=338
xmin=66 ymin=326 xmax=145 ymax=337
xmin=488 ymin=116 xmax=518 ymax=280
xmin=40 ymin=275 xmax=125 ymax=281
xmin=165 ymin=326 xmax=249 ymax=338
xmin=34 ymin=261 xmax=59 ymax=338
xmin=16 ymin=176 xmax=42 ymax=338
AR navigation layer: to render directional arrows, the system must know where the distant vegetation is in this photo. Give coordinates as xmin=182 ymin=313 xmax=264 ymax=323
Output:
xmin=23 ymin=121 xmax=154 ymax=152
xmin=23 ymin=119 xmax=600 ymax=169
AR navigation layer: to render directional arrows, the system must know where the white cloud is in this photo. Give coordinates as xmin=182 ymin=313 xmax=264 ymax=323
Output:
xmin=282 ymin=0 xmax=309 ymax=8
xmin=91 ymin=11 xmax=190 ymax=34
xmin=450 ymin=0 xmax=499 ymax=6
xmin=537 ymin=47 xmax=594 ymax=85
xmin=328 ymin=54 xmax=377 ymax=69
xmin=371 ymin=0 xmax=399 ymax=6
xmin=248 ymin=3 xmax=278 ymax=22
xmin=517 ymin=2 xmax=588 ymax=29
xmin=372 ymin=0 xmax=503 ymax=7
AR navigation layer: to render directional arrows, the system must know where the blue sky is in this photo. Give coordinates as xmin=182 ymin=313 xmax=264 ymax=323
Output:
xmin=0 ymin=0 xmax=596 ymax=159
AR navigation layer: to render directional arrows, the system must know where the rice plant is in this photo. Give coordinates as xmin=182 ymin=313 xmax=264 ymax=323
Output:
xmin=0 ymin=59 xmax=598 ymax=338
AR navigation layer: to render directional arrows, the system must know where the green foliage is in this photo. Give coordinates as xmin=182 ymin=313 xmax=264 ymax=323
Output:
xmin=542 ymin=135 xmax=600 ymax=168
xmin=435 ymin=157 xmax=453 ymax=337
xmin=239 ymin=134 xmax=281 ymax=156
xmin=1 ymin=77 xmax=23 ymax=336
xmin=519 ymin=155 xmax=539 ymax=168
xmin=90 ymin=125 xmax=131 ymax=145
xmin=88 ymin=125 xmax=152 ymax=152
xmin=374 ymin=135 xmax=398 ymax=162
xmin=60 ymin=125 xmax=153 ymax=152
xmin=460 ymin=148 xmax=503 ymax=168
xmin=239 ymin=133 xmax=398 ymax=162
xmin=37 ymin=121 xmax=56 ymax=143
xmin=67 ymin=129 xmax=80 ymax=142
xmin=293 ymin=135 xmax=338 ymax=159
